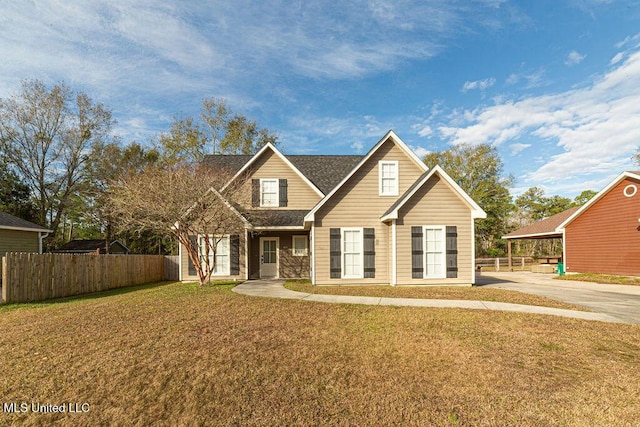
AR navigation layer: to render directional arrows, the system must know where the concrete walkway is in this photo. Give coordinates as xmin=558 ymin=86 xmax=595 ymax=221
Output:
xmin=232 ymin=278 xmax=631 ymax=325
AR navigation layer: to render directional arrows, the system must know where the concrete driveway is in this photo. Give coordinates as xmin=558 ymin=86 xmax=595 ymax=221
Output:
xmin=478 ymin=271 xmax=640 ymax=325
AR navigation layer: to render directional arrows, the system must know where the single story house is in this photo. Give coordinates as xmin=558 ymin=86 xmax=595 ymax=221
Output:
xmin=179 ymin=131 xmax=486 ymax=285
xmin=55 ymin=239 xmax=130 ymax=255
xmin=504 ymin=171 xmax=640 ymax=276
xmin=0 ymin=212 xmax=51 ymax=258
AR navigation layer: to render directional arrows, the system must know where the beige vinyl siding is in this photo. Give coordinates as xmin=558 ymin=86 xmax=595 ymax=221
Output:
xmin=240 ymin=149 xmax=322 ymax=209
xmin=0 ymin=229 xmax=40 ymax=257
xmin=314 ymin=139 xmax=424 ymax=284
xmin=180 ymin=231 xmax=246 ymax=282
xmin=395 ymin=175 xmax=473 ymax=285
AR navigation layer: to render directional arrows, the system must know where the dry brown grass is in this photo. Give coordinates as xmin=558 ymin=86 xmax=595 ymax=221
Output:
xmin=556 ymin=273 xmax=640 ymax=286
xmin=286 ymin=279 xmax=585 ymax=311
xmin=1 ymin=281 xmax=639 ymax=426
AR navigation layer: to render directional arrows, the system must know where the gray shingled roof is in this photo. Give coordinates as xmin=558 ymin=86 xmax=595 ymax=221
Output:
xmin=203 ymin=152 xmax=363 ymax=194
xmin=243 ymin=210 xmax=308 ymax=227
xmin=287 ymin=155 xmax=362 ymax=194
xmin=0 ymin=212 xmax=50 ymax=232
xmin=55 ymin=239 xmax=130 ymax=253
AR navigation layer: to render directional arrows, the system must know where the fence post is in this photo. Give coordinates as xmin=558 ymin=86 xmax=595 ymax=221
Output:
xmin=495 ymin=257 xmax=500 ymax=272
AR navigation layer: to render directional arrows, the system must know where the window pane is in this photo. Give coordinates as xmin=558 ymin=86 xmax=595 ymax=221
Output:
xmin=213 ymin=236 xmax=229 ymax=274
xmin=342 ymin=229 xmax=362 ymax=277
xmin=261 ymin=180 xmax=278 ymax=206
xmin=380 ymin=162 xmax=397 ymax=195
xmin=263 ymin=240 xmax=276 ymax=263
xmin=293 ymin=236 xmax=307 ymax=255
xmin=424 ymin=227 xmax=444 ymax=278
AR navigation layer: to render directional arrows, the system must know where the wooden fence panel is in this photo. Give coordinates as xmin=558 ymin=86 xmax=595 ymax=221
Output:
xmin=163 ymin=256 xmax=180 ymax=281
xmin=1 ymin=253 xmax=173 ymax=303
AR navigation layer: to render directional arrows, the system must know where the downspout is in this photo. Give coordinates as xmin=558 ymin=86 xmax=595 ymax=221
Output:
xmin=310 ymin=225 xmax=315 ymax=285
xmin=391 ymin=220 xmax=397 ymax=286
xmin=561 ymin=228 xmax=567 ymax=273
xmin=471 ymin=217 xmax=476 ymax=285
xmin=38 ymin=232 xmax=50 ymax=253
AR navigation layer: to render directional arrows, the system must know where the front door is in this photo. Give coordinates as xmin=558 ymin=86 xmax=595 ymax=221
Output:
xmin=260 ymin=237 xmax=278 ymax=278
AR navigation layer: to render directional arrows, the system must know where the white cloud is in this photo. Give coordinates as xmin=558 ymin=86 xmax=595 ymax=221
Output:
xmin=410 ymin=145 xmax=431 ymax=158
xmin=351 ymin=141 xmax=365 ymax=153
xmin=462 ymin=78 xmax=496 ymax=93
xmin=610 ymin=52 xmax=625 ymax=65
xmin=615 ymin=32 xmax=640 ymax=49
xmin=565 ymin=50 xmax=586 ymax=66
xmin=416 ymin=125 xmax=433 ymax=137
xmin=505 ymin=68 xmax=546 ymax=88
xmin=509 ymin=143 xmax=531 ymax=155
xmin=438 ymin=47 xmax=640 ymax=187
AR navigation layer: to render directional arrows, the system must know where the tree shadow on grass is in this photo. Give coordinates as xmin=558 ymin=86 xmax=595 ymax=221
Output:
xmin=0 ymin=281 xmax=180 ymax=311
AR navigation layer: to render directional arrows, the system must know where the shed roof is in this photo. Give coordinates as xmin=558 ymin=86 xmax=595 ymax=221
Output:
xmin=55 ymin=239 xmax=129 ymax=253
xmin=502 ymin=206 xmax=580 ymax=240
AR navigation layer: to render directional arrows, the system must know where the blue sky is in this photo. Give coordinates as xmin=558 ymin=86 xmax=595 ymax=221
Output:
xmin=1 ymin=1 xmax=640 ymax=198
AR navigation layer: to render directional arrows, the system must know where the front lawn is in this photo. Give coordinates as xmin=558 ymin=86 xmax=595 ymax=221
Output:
xmin=556 ymin=273 xmax=640 ymax=286
xmin=1 ymin=281 xmax=639 ymax=425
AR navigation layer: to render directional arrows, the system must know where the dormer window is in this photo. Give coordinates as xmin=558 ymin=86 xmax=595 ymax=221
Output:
xmin=251 ymin=178 xmax=288 ymax=208
xmin=260 ymin=179 xmax=279 ymax=207
xmin=379 ymin=161 xmax=398 ymax=196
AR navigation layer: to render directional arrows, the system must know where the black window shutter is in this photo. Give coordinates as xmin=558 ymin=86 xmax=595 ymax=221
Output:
xmin=230 ymin=234 xmax=240 ymax=275
xmin=252 ymin=179 xmax=260 ymax=207
xmin=446 ymin=226 xmax=458 ymax=278
xmin=411 ymin=226 xmax=423 ymax=279
xmin=363 ymin=228 xmax=375 ymax=278
xmin=279 ymin=179 xmax=288 ymax=207
xmin=330 ymin=228 xmax=341 ymax=279
xmin=188 ymin=235 xmax=197 ymax=276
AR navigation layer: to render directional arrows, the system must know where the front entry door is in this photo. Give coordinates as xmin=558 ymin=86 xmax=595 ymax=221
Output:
xmin=260 ymin=237 xmax=278 ymax=278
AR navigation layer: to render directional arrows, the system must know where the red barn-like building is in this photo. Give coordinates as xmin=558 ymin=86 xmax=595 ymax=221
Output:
xmin=558 ymin=171 xmax=640 ymax=276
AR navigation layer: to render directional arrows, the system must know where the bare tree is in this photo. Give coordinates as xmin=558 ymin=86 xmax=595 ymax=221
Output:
xmin=106 ymin=163 xmax=249 ymax=285
xmin=0 ymin=80 xmax=113 ymax=247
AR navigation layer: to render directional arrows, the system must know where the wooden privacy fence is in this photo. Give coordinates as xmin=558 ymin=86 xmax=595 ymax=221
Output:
xmin=2 ymin=253 xmax=180 ymax=303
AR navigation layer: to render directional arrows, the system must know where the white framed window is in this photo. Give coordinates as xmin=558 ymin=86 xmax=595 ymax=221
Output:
xmin=424 ymin=226 xmax=445 ymax=279
xmin=342 ymin=228 xmax=363 ymax=279
xmin=199 ymin=235 xmax=230 ymax=276
xmin=260 ymin=178 xmax=279 ymax=207
xmin=292 ymin=235 xmax=308 ymax=256
xmin=379 ymin=160 xmax=399 ymax=196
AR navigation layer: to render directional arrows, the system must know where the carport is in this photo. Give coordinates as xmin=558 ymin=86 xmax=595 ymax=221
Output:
xmin=502 ymin=207 xmax=579 ymax=272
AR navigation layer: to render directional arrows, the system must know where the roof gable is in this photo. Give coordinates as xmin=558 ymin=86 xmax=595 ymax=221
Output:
xmin=221 ymin=143 xmax=324 ymax=197
xmin=381 ymin=165 xmax=486 ymax=221
xmin=556 ymin=171 xmax=640 ymax=231
xmin=304 ymin=130 xmax=428 ymax=223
